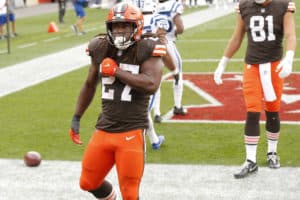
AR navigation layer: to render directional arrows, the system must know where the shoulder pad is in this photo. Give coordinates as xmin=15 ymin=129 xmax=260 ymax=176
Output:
xmin=87 ymin=35 xmax=107 ymax=57
xmin=152 ymin=44 xmax=166 ymax=57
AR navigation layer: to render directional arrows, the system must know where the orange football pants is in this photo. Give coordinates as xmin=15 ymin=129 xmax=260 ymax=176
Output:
xmin=243 ymin=61 xmax=283 ymax=112
xmin=80 ymin=129 xmax=145 ymax=200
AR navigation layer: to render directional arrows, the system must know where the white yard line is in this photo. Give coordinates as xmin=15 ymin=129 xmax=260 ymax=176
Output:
xmin=0 ymin=44 xmax=89 ymax=97
xmin=0 ymin=159 xmax=299 ymax=200
xmin=0 ymin=4 xmax=236 ymax=98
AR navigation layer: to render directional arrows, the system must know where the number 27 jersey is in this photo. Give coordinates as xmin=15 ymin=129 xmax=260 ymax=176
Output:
xmin=87 ymin=35 xmax=165 ymax=133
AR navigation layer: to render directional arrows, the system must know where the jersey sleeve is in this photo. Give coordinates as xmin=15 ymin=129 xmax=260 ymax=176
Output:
xmin=137 ymin=39 xmax=166 ymax=63
xmin=86 ymin=35 xmax=109 ymax=67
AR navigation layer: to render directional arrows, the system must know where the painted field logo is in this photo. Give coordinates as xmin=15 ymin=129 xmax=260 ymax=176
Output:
xmin=165 ymin=73 xmax=300 ymax=124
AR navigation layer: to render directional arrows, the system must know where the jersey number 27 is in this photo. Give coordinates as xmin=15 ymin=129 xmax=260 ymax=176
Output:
xmin=101 ymin=63 xmax=140 ymax=102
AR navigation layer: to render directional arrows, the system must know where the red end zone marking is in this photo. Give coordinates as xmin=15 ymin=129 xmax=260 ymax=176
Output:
xmin=167 ymin=73 xmax=300 ymax=123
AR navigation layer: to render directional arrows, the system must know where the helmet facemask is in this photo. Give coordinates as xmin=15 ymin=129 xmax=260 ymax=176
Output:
xmin=106 ymin=3 xmax=144 ymax=50
xmin=107 ymin=22 xmax=137 ymax=50
xmin=254 ymin=0 xmax=267 ymax=4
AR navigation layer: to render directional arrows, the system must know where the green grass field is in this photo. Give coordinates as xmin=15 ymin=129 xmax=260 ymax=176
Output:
xmin=0 ymin=5 xmax=299 ymax=167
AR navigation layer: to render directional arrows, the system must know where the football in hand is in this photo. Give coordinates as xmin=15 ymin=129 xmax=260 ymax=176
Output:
xmin=24 ymin=151 xmax=42 ymax=167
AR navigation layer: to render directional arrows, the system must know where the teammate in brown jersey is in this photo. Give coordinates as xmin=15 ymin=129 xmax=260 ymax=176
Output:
xmin=68 ymin=2 xmax=166 ymax=199
xmin=213 ymin=0 xmax=296 ymax=178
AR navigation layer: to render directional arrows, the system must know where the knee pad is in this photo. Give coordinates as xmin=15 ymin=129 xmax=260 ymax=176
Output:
xmin=87 ymin=180 xmax=115 ymax=199
xmin=245 ymin=112 xmax=260 ymax=136
xmin=265 ymin=111 xmax=280 ymax=133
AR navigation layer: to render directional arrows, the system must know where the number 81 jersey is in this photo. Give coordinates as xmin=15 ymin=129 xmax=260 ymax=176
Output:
xmin=238 ymin=0 xmax=295 ymax=64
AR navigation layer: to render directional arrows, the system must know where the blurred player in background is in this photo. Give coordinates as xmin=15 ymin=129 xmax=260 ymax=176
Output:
xmin=69 ymin=2 xmax=166 ymax=199
xmin=131 ymin=0 xmax=175 ymax=149
xmin=71 ymin=0 xmax=86 ymax=35
xmin=58 ymin=0 xmax=66 ymax=24
xmin=157 ymin=0 xmax=186 ymax=117
xmin=214 ymin=0 xmax=296 ymax=179
xmin=0 ymin=0 xmax=6 ymax=40
xmin=0 ymin=0 xmax=17 ymax=39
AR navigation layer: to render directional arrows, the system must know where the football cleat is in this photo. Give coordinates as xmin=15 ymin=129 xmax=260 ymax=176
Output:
xmin=173 ymin=106 xmax=187 ymax=115
xmin=154 ymin=115 xmax=163 ymax=123
xmin=234 ymin=159 xmax=258 ymax=179
xmin=152 ymin=135 xmax=165 ymax=150
xmin=267 ymin=152 xmax=280 ymax=169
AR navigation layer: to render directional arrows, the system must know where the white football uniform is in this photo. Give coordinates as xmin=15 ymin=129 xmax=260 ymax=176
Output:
xmin=0 ymin=0 xmax=7 ymax=15
xmin=130 ymin=0 xmax=165 ymax=147
xmin=157 ymin=0 xmax=184 ymax=42
xmin=158 ymin=0 xmax=184 ymax=110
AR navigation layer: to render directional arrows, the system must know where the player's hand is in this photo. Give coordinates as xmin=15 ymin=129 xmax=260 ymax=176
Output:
xmin=69 ymin=115 xmax=83 ymax=145
xmin=276 ymin=51 xmax=294 ymax=79
xmin=214 ymin=56 xmax=229 ymax=85
xmin=100 ymin=58 xmax=118 ymax=76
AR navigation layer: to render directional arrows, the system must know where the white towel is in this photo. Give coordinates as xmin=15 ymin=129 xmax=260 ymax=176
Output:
xmin=259 ymin=63 xmax=277 ymax=102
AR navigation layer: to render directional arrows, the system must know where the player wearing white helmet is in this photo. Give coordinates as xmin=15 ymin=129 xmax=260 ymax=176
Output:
xmin=131 ymin=0 xmax=170 ymax=149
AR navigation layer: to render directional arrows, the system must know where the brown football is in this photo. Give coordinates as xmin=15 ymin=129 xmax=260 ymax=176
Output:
xmin=24 ymin=151 xmax=42 ymax=167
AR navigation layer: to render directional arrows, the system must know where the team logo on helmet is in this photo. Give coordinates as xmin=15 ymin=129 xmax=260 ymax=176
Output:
xmin=106 ymin=2 xmax=144 ymax=50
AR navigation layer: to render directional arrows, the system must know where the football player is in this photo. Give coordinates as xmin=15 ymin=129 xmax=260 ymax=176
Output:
xmin=214 ymin=0 xmax=296 ymax=178
xmin=157 ymin=0 xmax=187 ymax=116
xmin=130 ymin=0 xmax=168 ymax=149
xmin=69 ymin=2 xmax=166 ymax=199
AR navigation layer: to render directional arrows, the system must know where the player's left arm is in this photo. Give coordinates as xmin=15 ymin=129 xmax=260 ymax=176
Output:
xmin=276 ymin=2 xmax=297 ymax=78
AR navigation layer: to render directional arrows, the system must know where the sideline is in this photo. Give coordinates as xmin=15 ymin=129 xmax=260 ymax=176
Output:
xmin=0 ymin=4 xmax=236 ymax=98
xmin=0 ymin=159 xmax=299 ymax=200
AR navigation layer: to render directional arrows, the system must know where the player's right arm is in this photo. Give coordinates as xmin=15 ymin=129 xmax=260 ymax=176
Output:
xmin=69 ymin=38 xmax=102 ymax=145
xmin=276 ymin=2 xmax=296 ymax=78
xmin=214 ymin=12 xmax=245 ymax=85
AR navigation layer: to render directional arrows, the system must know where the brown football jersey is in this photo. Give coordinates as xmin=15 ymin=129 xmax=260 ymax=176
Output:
xmin=87 ymin=35 xmax=164 ymax=132
xmin=239 ymin=0 xmax=294 ymax=64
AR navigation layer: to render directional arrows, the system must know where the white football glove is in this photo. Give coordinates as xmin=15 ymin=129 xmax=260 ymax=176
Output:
xmin=214 ymin=56 xmax=229 ymax=85
xmin=276 ymin=50 xmax=294 ymax=79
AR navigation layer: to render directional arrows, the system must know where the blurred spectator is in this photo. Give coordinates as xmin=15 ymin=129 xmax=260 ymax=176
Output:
xmin=206 ymin=0 xmax=213 ymax=6
xmin=90 ymin=0 xmax=101 ymax=8
xmin=23 ymin=0 xmax=26 ymax=7
xmin=58 ymin=0 xmax=66 ymax=24
xmin=189 ymin=0 xmax=198 ymax=7
xmin=71 ymin=0 xmax=86 ymax=36
xmin=0 ymin=0 xmax=17 ymax=39
xmin=7 ymin=0 xmax=17 ymax=37
xmin=0 ymin=0 xmax=6 ymax=40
